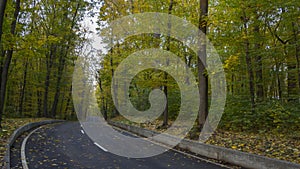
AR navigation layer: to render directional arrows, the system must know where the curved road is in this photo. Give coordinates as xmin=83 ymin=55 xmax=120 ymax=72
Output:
xmin=13 ymin=122 xmax=230 ymax=169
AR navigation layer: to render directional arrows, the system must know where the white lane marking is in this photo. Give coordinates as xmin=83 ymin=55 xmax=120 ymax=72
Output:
xmin=94 ymin=142 xmax=108 ymax=152
xmin=81 ymin=130 xmax=85 ymax=134
xmin=21 ymin=127 xmax=41 ymax=169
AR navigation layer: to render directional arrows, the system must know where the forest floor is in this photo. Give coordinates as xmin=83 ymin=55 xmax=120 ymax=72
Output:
xmin=0 ymin=118 xmax=51 ymax=166
xmin=111 ymin=116 xmax=300 ymax=164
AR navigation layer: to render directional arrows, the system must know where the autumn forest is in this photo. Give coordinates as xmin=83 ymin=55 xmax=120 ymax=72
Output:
xmin=0 ymin=0 xmax=299 ymax=163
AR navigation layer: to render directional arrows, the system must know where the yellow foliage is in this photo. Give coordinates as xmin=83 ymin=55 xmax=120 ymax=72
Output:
xmin=224 ymin=55 xmax=239 ymax=71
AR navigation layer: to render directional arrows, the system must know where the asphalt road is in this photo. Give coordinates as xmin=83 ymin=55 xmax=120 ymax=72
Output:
xmin=12 ymin=122 xmax=229 ymax=169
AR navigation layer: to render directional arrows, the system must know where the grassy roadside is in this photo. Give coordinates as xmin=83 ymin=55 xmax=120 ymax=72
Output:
xmin=0 ymin=118 xmax=51 ymax=166
xmin=111 ymin=116 xmax=300 ymax=164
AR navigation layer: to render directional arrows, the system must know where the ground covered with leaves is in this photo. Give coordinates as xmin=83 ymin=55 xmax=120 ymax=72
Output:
xmin=0 ymin=118 xmax=51 ymax=166
xmin=112 ymin=116 xmax=300 ymax=164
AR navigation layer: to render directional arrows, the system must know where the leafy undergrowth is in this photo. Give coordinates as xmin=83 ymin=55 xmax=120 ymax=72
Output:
xmin=111 ymin=116 xmax=300 ymax=164
xmin=0 ymin=118 xmax=51 ymax=166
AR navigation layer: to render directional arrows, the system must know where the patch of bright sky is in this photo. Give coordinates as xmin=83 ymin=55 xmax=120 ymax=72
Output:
xmin=79 ymin=1 xmax=107 ymax=87
xmin=83 ymin=12 xmax=107 ymax=54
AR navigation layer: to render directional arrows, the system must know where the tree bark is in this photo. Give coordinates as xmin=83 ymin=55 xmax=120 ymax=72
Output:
xmin=0 ymin=0 xmax=7 ymax=84
xmin=287 ymin=53 xmax=297 ymax=102
xmin=98 ymin=71 xmax=107 ymax=120
xmin=19 ymin=58 xmax=28 ymax=116
xmin=254 ymin=25 xmax=264 ymax=100
xmin=274 ymin=54 xmax=282 ymax=100
xmin=50 ymin=47 xmax=67 ymax=118
xmin=64 ymin=85 xmax=73 ymax=120
xmin=43 ymin=45 xmax=56 ymax=117
xmin=198 ymin=0 xmax=209 ymax=129
xmin=162 ymin=0 xmax=173 ymax=127
xmin=292 ymin=22 xmax=300 ymax=100
xmin=242 ymin=12 xmax=255 ymax=113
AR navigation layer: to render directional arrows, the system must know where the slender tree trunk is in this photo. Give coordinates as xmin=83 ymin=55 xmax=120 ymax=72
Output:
xmin=162 ymin=0 xmax=173 ymax=127
xmin=43 ymin=46 xmax=56 ymax=117
xmin=0 ymin=0 xmax=20 ymax=128
xmin=110 ymin=29 xmax=119 ymax=117
xmin=231 ymin=74 xmax=234 ymax=95
xmin=185 ymin=55 xmax=192 ymax=85
xmin=292 ymin=22 xmax=300 ymax=100
xmin=254 ymin=25 xmax=264 ymax=101
xmin=19 ymin=58 xmax=29 ymax=116
xmin=242 ymin=12 xmax=255 ymax=113
xmin=98 ymin=72 xmax=107 ymax=120
xmin=198 ymin=0 xmax=209 ymax=129
xmin=37 ymin=90 xmax=42 ymax=117
xmin=58 ymin=93 xmax=64 ymax=119
xmin=287 ymin=55 xmax=297 ymax=102
xmin=111 ymin=56 xmax=119 ymax=116
xmin=36 ymin=58 xmax=42 ymax=117
xmin=50 ymin=49 xmax=65 ymax=118
xmin=43 ymin=60 xmax=50 ymax=117
xmin=0 ymin=0 xmax=7 ymax=85
xmin=275 ymin=57 xmax=282 ymax=100
xmin=163 ymin=76 xmax=169 ymax=127
xmin=245 ymin=41 xmax=255 ymax=113
xmin=64 ymin=85 xmax=73 ymax=120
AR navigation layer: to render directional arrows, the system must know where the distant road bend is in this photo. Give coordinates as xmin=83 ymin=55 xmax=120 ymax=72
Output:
xmin=11 ymin=122 xmax=232 ymax=169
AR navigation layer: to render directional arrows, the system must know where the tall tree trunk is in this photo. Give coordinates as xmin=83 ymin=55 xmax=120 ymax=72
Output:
xmin=58 ymin=93 xmax=64 ymax=119
xmin=185 ymin=55 xmax=192 ymax=85
xmin=274 ymin=55 xmax=282 ymax=100
xmin=98 ymin=71 xmax=107 ymax=120
xmin=111 ymin=52 xmax=119 ymax=116
xmin=292 ymin=22 xmax=300 ymax=100
xmin=19 ymin=58 xmax=29 ymax=116
xmin=37 ymin=90 xmax=42 ymax=117
xmin=36 ymin=58 xmax=42 ymax=117
xmin=254 ymin=25 xmax=264 ymax=101
xmin=198 ymin=0 xmax=209 ymax=129
xmin=0 ymin=0 xmax=20 ymax=128
xmin=110 ymin=28 xmax=119 ymax=117
xmin=231 ymin=74 xmax=234 ymax=95
xmin=242 ymin=12 xmax=255 ymax=113
xmin=162 ymin=0 xmax=173 ymax=127
xmin=43 ymin=45 xmax=56 ymax=117
xmin=51 ymin=48 xmax=66 ymax=118
xmin=64 ymin=85 xmax=73 ymax=120
xmin=0 ymin=0 xmax=7 ymax=85
xmin=287 ymin=53 xmax=297 ymax=102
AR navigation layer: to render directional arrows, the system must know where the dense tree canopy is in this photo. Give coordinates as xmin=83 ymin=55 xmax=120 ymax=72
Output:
xmin=95 ymin=0 xmax=300 ymax=132
xmin=0 ymin=0 xmax=90 ymax=128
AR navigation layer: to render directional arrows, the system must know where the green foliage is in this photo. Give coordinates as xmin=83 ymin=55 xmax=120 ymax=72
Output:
xmin=0 ymin=0 xmax=90 ymax=121
xmin=220 ymin=96 xmax=300 ymax=134
xmin=255 ymin=101 xmax=291 ymax=132
xmin=95 ymin=0 xmax=300 ymax=135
